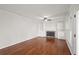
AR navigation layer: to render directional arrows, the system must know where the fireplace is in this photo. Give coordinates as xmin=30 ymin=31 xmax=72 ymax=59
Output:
xmin=46 ymin=31 xmax=55 ymax=37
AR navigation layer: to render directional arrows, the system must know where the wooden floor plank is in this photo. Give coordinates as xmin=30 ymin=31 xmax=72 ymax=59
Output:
xmin=0 ymin=37 xmax=71 ymax=55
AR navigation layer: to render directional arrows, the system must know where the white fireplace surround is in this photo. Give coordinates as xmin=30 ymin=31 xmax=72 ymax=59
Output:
xmin=38 ymin=20 xmax=65 ymax=39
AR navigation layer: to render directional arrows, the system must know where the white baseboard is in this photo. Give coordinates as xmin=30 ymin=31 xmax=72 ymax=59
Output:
xmin=66 ymin=39 xmax=73 ymax=55
xmin=0 ymin=36 xmax=38 ymax=49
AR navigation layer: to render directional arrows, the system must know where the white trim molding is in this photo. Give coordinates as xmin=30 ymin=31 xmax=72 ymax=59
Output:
xmin=66 ymin=39 xmax=73 ymax=55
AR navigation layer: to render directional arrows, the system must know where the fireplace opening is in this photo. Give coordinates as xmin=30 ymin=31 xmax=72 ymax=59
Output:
xmin=46 ymin=31 xmax=55 ymax=38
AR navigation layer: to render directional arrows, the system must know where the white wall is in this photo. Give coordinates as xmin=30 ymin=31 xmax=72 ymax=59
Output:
xmin=0 ymin=9 xmax=39 ymax=49
xmin=65 ymin=5 xmax=79 ymax=55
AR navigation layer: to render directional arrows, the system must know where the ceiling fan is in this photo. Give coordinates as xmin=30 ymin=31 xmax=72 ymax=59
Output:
xmin=36 ymin=15 xmax=65 ymax=22
xmin=38 ymin=16 xmax=52 ymax=22
xmin=43 ymin=17 xmax=52 ymax=21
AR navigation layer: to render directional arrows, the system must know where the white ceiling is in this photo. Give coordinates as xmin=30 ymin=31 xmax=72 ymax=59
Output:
xmin=0 ymin=4 xmax=70 ymax=20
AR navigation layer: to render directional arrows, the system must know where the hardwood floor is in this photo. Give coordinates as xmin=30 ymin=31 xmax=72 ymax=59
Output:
xmin=0 ymin=37 xmax=71 ymax=55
